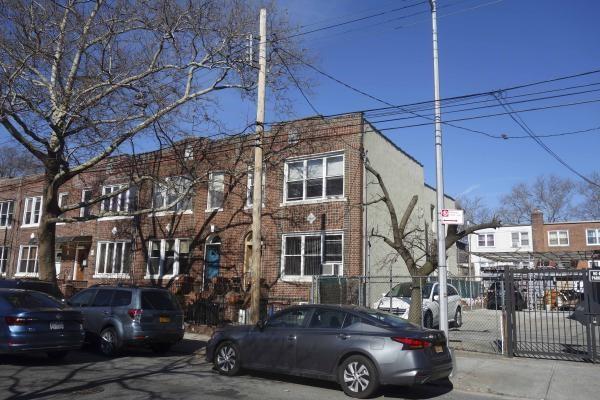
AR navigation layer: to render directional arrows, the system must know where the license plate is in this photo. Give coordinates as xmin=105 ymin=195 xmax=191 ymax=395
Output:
xmin=159 ymin=316 xmax=170 ymax=323
xmin=434 ymin=345 xmax=444 ymax=353
xmin=50 ymin=322 xmax=64 ymax=330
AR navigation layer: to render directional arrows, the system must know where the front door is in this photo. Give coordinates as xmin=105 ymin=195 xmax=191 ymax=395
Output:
xmin=204 ymin=243 xmax=220 ymax=286
xmin=72 ymin=246 xmax=89 ymax=281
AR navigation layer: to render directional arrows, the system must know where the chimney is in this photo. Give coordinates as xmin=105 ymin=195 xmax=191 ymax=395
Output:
xmin=531 ymin=209 xmax=544 ymax=251
xmin=531 ymin=209 xmax=544 ymax=226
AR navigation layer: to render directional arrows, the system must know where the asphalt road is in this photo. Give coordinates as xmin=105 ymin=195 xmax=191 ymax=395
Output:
xmin=0 ymin=339 xmax=510 ymax=400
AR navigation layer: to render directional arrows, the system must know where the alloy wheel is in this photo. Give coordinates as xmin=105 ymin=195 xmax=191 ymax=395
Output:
xmin=100 ymin=329 xmax=115 ymax=355
xmin=216 ymin=344 xmax=237 ymax=372
xmin=343 ymin=361 xmax=370 ymax=393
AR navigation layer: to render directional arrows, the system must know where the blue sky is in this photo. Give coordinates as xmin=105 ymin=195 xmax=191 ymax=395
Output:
xmin=239 ymin=0 xmax=600 ymax=208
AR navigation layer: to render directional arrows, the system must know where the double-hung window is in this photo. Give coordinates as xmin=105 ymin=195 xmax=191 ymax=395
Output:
xmin=548 ymin=230 xmax=569 ymax=246
xmin=207 ymin=172 xmax=225 ymax=210
xmin=477 ymin=233 xmax=495 ymax=247
xmin=80 ymin=189 xmax=92 ymax=218
xmin=282 ymin=233 xmax=343 ymax=277
xmin=95 ymin=241 xmax=131 ymax=277
xmin=153 ymin=177 xmax=193 ymax=212
xmin=101 ymin=184 xmax=135 ymax=213
xmin=17 ymin=245 xmax=38 ymax=276
xmin=22 ymin=196 xmax=42 ymax=226
xmin=246 ymin=169 xmax=266 ymax=208
xmin=146 ymin=238 xmax=191 ymax=278
xmin=285 ymin=153 xmax=344 ymax=202
xmin=0 ymin=246 xmax=8 ymax=275
xmin=0 ymin=200 xmax=14 ymax=228
xmin=511 ymin=231 xmax=529 ymax=247
xmin=586 ymin=229 xmax=600 ymax=245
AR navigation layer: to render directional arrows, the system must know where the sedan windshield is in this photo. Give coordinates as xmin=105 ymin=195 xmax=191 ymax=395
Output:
xmin=387 ymin=283 xmax=433 ymax=298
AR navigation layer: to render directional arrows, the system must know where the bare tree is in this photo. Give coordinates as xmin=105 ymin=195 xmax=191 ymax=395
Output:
xmin=0 ymin=1 xmax=306 ymax=284
xmin=0 ymin=145 xmax=43 ymax=177
xmin=455 ymin=195 xmax=494 ymax=225
xmin=366 ymin=164 xmax=501 ymax=325
xmin=576 ymin=171 xmax=600 ymax=220
xmin=498 ymin=175 xmax=576 ymax=224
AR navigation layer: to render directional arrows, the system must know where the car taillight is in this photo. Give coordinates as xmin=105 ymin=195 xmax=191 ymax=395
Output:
xmin=392 ymin=337 xmax=432 ymax=350
xmin=128 ymin=309 xmax=143 ymax=321
xmin=5 ymin=316 xmax=34 ymax=326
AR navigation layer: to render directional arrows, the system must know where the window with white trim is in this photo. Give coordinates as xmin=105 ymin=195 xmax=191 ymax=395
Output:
xmin=586 ymin=229 xmax=600 ymax=245
xmin=0 ymin=246 xmax=8 ymax=275
xmin=207 ymin=172 xmax=225 ymax=210
xmin=589 ymin=260 xmax=600 ymax=268
xmin=184 ymin=144 xmax=194 ymax=160
xmin=153 ymin=177 xmax=193 ymax=212
xmin=548 ymin=230 xmax=569 ymax=246
xmin=511 ymin=231 xmax=529 ymax=247
xmin=246 ymin=169 xmax=265 ymax=208
xmin=477 ymin=233 xmax=495 ymax=247
xmin=282 ymin=233 xmax=343 ymax=277
xmin=285 ymin=154 xmax=344 ymax=202
xmin=95 ymin=241 xmax=131 ymax=276
xmin=101 ymin=184 xmax=135 ymax=213
xmin=0 ymin=200 xmax=14 ymax=228
xmin=58 ymin=192 xmax=68 ymax=218
xmin=146 ymin=238 xmax=191 ymax=278
xmin=22 ymin=196 xmax=42 ymax=226
xmin=17 ymin=245 xmax=38 ymax=276
xmin=80 ymin=189 xmax=92 ymax=217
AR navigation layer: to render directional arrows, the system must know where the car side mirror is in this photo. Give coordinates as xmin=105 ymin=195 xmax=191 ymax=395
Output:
xmin=256 ymin=320 xmax=265 ymax=331
xmin=433 ymin=295 xmax=440 ymax=302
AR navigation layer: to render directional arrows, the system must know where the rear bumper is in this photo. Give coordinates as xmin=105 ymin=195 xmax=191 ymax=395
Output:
xmin=379 ymin=349 xmax=453 ymax=386
xmin=0 ymin=333 xmax=85 ymax=354
xmin=125 ymin=329 xmax=184 ymax=345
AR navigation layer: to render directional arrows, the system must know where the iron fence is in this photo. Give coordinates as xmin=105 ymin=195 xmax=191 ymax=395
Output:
xmin=185 ymin=299 xmax=223 ymax=326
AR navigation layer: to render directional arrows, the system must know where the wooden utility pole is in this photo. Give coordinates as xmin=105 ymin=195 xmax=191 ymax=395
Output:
xmin=250 ymin=8 xmax=267 ymax=324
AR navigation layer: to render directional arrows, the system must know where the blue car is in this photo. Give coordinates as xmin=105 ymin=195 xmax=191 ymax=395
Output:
xmin=0 ymin=288 xmax=85 ymax=359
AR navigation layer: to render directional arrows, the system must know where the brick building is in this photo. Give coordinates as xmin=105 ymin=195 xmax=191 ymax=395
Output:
xmin=0 ymin=113 xmax=456 ymax=310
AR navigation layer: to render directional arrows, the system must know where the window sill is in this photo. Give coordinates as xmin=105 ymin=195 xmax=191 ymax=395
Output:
xmin=281 ymin=275 xmax=325 ymax=283
xmin=205 ymin=208 xmax=223 ymax=213
xmin=586 ymin=243 xmax=600 ymax=246
xmin=14 ymin=272 xmax=39 ymax=278
xmin=0 ymin=226 xmax=11 ymax=230
xmin=144 ymin=275 xmax=175 ymax=280
xmin=148 ymin=210 xmax=193 ymax=217
xmin=21 ymin=224 xmax=40 ymax=229
xmin=548 ymin=244 xmax=570 ymax=247
xmin=92 ymin=273 xmax=131 ymax=279
xmin=97 ymin=216 xmax=134 ymax=221
xmin=280 ymin=197 xmax=347 ymax=207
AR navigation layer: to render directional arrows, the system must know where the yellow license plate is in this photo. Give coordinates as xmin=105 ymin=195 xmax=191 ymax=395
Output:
xmin=159 ymin=317 xmax=170 ymax=323
xmin=434 ymin=345 xmax=444 ymax=353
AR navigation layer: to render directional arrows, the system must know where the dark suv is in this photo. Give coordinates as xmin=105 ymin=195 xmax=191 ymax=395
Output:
xmin=0 ymin=279 xmax=64 ymax=301
xmin=68 ymin=285 xmax=184 ymax=356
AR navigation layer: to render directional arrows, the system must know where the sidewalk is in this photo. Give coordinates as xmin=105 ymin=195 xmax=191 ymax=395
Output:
xmin=184 ymin=333 xmax=599 ymax=400
xmin=452 ymin=350 xmax=599 ymax=400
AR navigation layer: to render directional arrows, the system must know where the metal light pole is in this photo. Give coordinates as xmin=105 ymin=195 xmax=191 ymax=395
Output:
xmin=429 ymin=0 xmax=449 ymax=337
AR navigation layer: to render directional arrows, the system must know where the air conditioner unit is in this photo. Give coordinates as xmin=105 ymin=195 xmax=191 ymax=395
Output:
xmin=322 ymin=263 xmax=341 ymax=276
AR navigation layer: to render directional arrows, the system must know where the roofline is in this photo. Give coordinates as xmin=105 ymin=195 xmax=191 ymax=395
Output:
xmin=423 ymin=182 xmax=456 ymax=201
xmin=542 ymin=220 xmax=600 ymax=226
xmin=362 ymin=119 xmax=424 ymax=167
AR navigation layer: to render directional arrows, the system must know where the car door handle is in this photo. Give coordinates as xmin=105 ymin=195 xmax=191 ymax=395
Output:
xmin=287 ymin=335 xmax=297 ymax=341
xmin=338 ymin=333 xmax=351 ymax=340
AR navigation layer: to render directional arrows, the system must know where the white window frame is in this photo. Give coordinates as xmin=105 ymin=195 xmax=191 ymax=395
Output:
xmin=152 ymin=176 xmax=193 ymax=214
xmin=246 ymin=168 xmax=266 ymax=209
xmin=184 ymin=144 xmax=194 ymax=160
xmin=548 ymin=230 xmax=569 ymax=247
xmin=57 ymin=192 xmax=69 ymax=225
xmin=100 ymin=184 xmax=130 ymax=213
xmin=80 ymin=189 xmax=92 ymax=218
xmin=0 ymin=200 xmax=14 ymax=228
xmin=145 ymin=238 xmax=191 ymax=279
xmin=281 ymin=231 xmax=344 ymax=282
xmin=586 ymin=228 xmax=600 ymax=246
xmin=0 ymin=246 xmax=8 ymax=276
xmin=22 ymin=196 xmax=42 ymax=227
xmin=206 ymin=171 xmax=225 ymax=211
xmin=16 ymin=245 xmax=38 ymax=277
xmin=511 ymin=231 xmax=530 ymax=248
xmin=93 ymin=240 xmax=131 ymax=278
xmin=283 ymin=152 xmax=345 ymax=204
xmin=477 ymin=233 xmax=495 ymax=247
xmin=589 ymin=260 xmax=600 ymax=268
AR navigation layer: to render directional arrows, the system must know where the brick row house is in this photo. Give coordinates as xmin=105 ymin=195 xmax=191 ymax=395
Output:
xmin=0 ymin=113 xmax=457 ymax=313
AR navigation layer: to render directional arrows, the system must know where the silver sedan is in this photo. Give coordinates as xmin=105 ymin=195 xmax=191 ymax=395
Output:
xmin=206 ymin=304 xmax=453 ymax=398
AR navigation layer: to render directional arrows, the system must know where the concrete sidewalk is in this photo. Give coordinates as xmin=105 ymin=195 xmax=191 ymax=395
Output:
xmin=185 ymin=333 xmax=599 ymax=399
xmin=452 ymin=350 xmax=599 ymax=400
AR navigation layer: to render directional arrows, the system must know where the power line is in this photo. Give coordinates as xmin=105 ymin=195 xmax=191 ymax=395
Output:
xmin=494 ymin=92 xmax=600 ymax=188
xmin=274 ymin=48 xmax=320 ymax=116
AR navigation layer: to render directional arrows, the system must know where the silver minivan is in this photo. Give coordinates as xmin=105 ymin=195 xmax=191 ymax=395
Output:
xmin=68 ymin=285 xmax=184 ymax=356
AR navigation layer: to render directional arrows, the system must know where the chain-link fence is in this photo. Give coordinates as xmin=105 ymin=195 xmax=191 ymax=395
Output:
xmin=311 ymin=274 xmax=505 ymax=355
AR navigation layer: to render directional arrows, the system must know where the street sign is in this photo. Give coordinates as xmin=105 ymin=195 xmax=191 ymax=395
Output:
xmin=440 ymin=209 xmax=464 ymax=225
xmin=589 ymin=269 xmax=600 ymax=283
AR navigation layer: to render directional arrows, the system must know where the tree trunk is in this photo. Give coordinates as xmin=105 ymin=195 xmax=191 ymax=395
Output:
xmin=408 ymin=276 xmax=425 ymax=326
xmin=37 ymin=178 xmax=59 ymax=285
